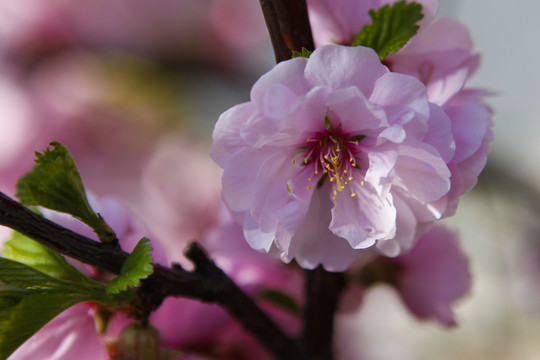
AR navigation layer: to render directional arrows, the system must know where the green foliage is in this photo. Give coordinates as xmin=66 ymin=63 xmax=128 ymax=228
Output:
xmin=15 ymin=141 xmax=115 ymax=242
xmin=351 ymin=1 xmax=424 ymax=60
xmin=2 ymin=232 xmax=98 ymax=286
xmin=0 ymin=257 xmax=131 ymax=359
xmin=292 ymin=47 xmax=313 ymax=58
xmin=107 ymin=238 xmax=154 ymax=294
xmin=257 ymin=289 xmax=300 ymax=316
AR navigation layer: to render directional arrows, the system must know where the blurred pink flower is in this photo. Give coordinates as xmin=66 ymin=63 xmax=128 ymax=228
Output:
xmin=155 ymin=206 xmax=303 ymax=357
xmin=340 ymin=226 xmax=470 ymax=327
xmin=8 ymin=303 xmax=128 ymax=360
xmin=394 ymin=226 xmax=471 ymax=326
xmin=211 ymin=44 xmax=452 ymax=271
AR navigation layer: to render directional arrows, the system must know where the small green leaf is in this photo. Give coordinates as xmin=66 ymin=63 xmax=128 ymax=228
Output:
xmin=15 ymin=142 xmax=115 ymax=242
xmin=292 ymin=47 xmax=313 ymax=58
xmin=257 ymin=289 xmax=300 ymax=316
xmin=2 ymin=232 xmax=97 ymax=286
xmin=0 ymin=258 xmax=96 ymax=358
xmin=0 ymin=256 xmax=135 ymax=358
xmin=351 ymin=1 xmax=424 ymax=60
xmin=107 ymin=238 xmax=154 ymax=294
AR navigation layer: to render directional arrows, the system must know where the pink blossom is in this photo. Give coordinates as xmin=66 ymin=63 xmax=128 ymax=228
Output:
xmin=307 ymin=0 xmax=493 ymax=220
xmin=340 ymin=226 xmax=470 ymax=327
xmin=394 ymin=226 xmax=471 ymax=326
xmin=386 ymin=17 xmax=480 ymax=107
xmin=427 ymin=90 xmax=493 ymax=217
xmin=8 ymin=303 xmax=129 ymax=360
xmin=307 ymin=0 xmax=478 ymax=107
xmin=211 ymin=44 xmax=453 ymax=271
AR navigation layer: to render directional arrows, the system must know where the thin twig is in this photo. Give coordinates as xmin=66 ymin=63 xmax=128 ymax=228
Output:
xmin=259 ymin=0 xmax=291 ymax=62
xmin=302 ymin=267 xmax=346 ymax=360
xmin=272 ymin=0 xmax=315 ymax=53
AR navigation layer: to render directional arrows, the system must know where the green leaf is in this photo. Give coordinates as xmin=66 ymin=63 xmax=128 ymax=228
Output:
xmin=2 ymin=232 xmax=98 ymax=286
xmin=15 ymin=141 xmax=115 ymax=242
xmin=0 ymin=257 xmax=134 ymax=358
xmin=257 ymin=289 xmax=301 ymax=316
xmin=107 ymin=238 xmax=154 ymax=294
xmin=351 ymin=1 xmax=424 ymax=60
xmin=292 ymin=47 xmax=313 ymax=58
xmin=0 ymin=258 xmax=94 ymax=358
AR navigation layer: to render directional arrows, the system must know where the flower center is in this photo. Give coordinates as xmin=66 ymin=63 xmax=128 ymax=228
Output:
xmin=292 ymin=117 xmax=365 ymax=199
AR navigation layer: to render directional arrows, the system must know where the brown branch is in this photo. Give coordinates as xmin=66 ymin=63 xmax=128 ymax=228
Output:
xmin=259 ymin=0 xmax=291 ymax=62
xmin=302 ymin=267 xmax=346 ymax=360
xmin=259 ymin=0 xmax=314 ymax=62
xmin=258 ymin=2 xmax=345 ymax=358
xmin=272 ymin=0 xmax=315 ymax=53
xmin=0 ymin=192 xmax=304 ymax=360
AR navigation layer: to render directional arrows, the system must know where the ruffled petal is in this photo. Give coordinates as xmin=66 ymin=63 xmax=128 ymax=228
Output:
xmin=326 ymin=87 xmax=387 ymax=133
xmin=423 ymin=103 xmax=455 ymax=163
xmin=393 ymin=143 xmax=451 ymax=202
xmin=210 ymin=102 xmax=253 ymax=165
xmin=330 ymin=181 xmax=396 ymax=249
xmin=250 ymin=57 xmax=309 ymax=100
xmin=305 ymin=45 xmax=388 ymax=95
xmin=446 ymin=97 xmax=491 ymax=163
xmin=283 ymin=182 xmax=360 ymax=271
xmin=370 ymin=72 xmax=430 ymax=124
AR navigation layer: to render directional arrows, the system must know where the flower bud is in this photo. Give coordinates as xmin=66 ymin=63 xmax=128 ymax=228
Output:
xmin=117 ymin=322 xmax=160 ymax=360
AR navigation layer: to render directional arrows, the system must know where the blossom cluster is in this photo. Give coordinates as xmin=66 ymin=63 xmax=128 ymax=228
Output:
xmin=212 ymin=0 xmax=492 ymax=272
xmin=0 ymin=0 xmax=491 ymax=359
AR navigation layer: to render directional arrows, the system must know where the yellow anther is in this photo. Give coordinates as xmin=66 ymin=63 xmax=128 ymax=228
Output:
xmin=351 ymin=193 xmax=357 ymax=197
xmin=355 ymin=141 xmax=359 ymax=145
xmin=315 ymin=170 xmax=319 ymax=175
xmin=333 ymin=190 xmax=337 ymax=195
xmin=333 ymin=196 xmax=337 ymax=200
xmin=291 ymin=159 xmax=296 ymax=164
xmin=348 ymin=176 xmax=353 ymax=181
xmin=307 ymin=186 xmax=311 ymax=190
xmin=338 ymin=186 xmax=344 ymax=191
xmin=323 ymin=169 xmax=328 ymax=173
xmin=287 ymin=184 xmax=292 ymax=193
xmin=330 ymin=177 xmax=334 ymax=182
xmin=307 ymin=138 xmax=311 ymax=142
xmin=360 ymin=181 xmax=364 ymax=186
xmin=349 ymin=157 xmax=354 ymax=162
xmin=304 ymin=158 xmax=309 ymax=164
xmin=308 ymin=177 xmax=312 ymax=182
xmin=344 ymin=169 xmax=348 ymax=174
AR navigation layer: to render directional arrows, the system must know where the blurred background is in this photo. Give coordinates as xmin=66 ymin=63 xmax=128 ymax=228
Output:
xmin=0 ymin=0 xmax=538 ymax=359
